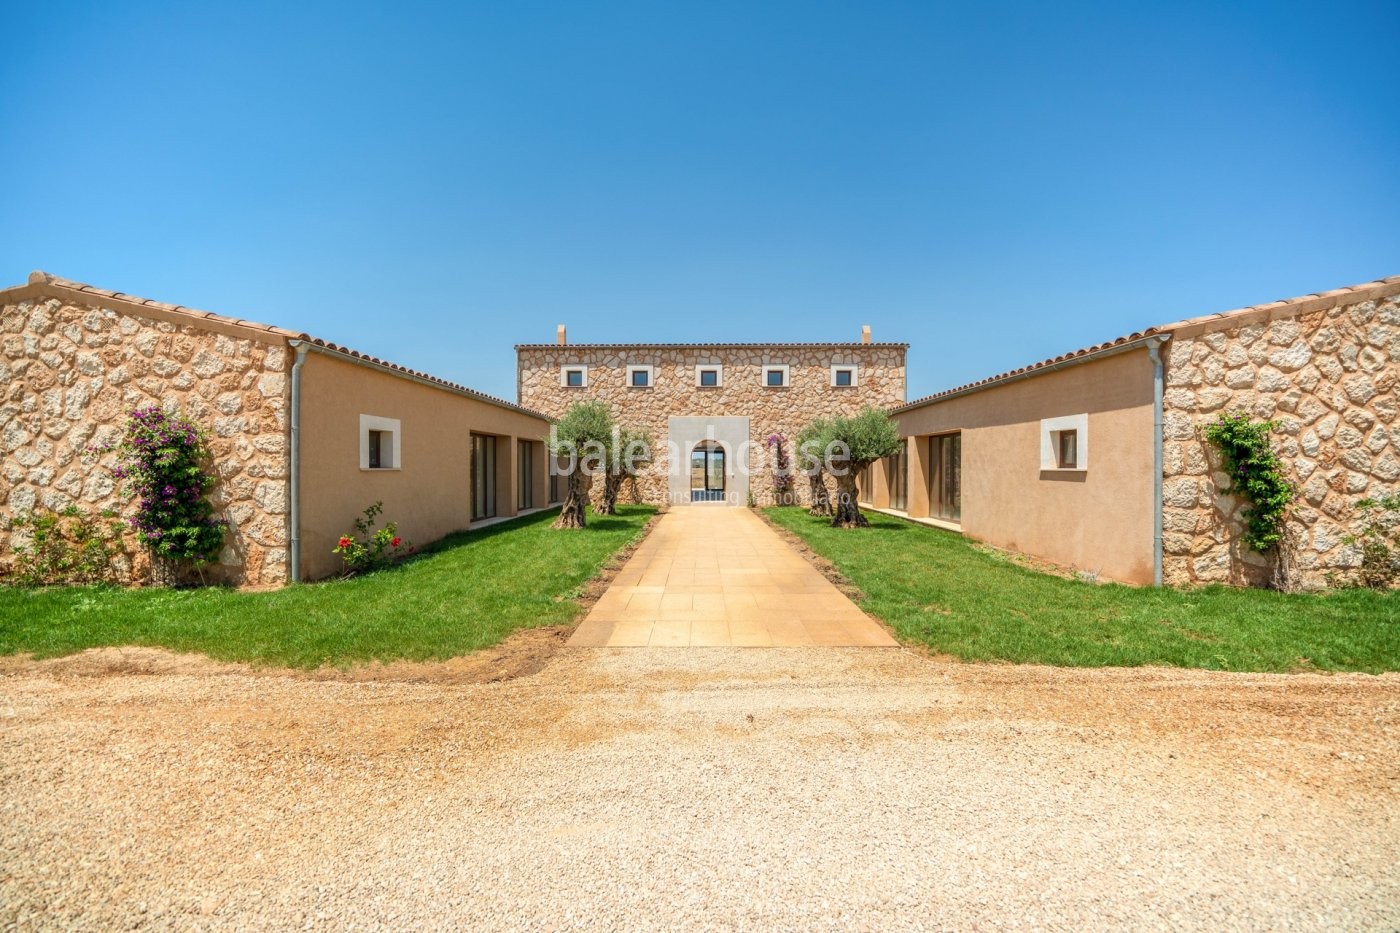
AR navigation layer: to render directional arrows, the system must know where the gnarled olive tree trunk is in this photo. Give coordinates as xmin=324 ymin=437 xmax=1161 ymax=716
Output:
xmin=599 ymin=470 xmax=624 ymax=515
xmin=831 ymin=467 xmax=868 ymax=528
xmin=554 ymin=470 xmax=593 ymax=529
xmin=807 ymin=471 xmax=831 ymax=516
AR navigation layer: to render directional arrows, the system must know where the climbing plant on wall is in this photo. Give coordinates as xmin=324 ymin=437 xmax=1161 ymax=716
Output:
xmin=1202 ymin=411 xmax=1294 ymax=552
xmin=108 ymin=406 xmax=226 ymax=580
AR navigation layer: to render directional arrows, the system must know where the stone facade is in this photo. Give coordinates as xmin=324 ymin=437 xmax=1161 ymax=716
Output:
xmin=1 ymin=290 xmax=292 ymax=586
xmin=1161 ymin=290 xmax=1400 ymax=589
xmin=517 ymin=343 xmax=907 ymax=505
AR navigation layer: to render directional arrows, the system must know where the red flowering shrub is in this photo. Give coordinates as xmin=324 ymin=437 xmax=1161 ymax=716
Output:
xmin=331 ymin=502 xmax=411 ymax=576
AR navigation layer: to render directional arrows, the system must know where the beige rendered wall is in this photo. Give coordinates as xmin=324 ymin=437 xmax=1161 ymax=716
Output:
xmin=517 ymin=344 xmax=906 ymax=506
xmin=1 ymin=286 xmax=291 ymax=585
xmin=296 ymin=353 xmax=551 ymax=580
xmin=894 ymin=349 xmax=1156 ymax=585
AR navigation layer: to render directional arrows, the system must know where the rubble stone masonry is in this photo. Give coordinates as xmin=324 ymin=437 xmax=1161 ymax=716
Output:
xmin=1161 ymin=290 xmax=1399 ymax=589
xmin=1 ymin=293 xmax=292 ymax=585
xmin=517 ymin=344 xmax=907 ymax=505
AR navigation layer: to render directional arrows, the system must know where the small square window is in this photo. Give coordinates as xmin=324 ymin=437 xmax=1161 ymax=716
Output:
xmin=1040 ymin=414 xmax=1088 ymax=472
xmin=631 ymin=370 xmax=648 ymax=387
xmin=695 ymin=365 xmax=724 ymax=387
xmin=564 ymin=369 xmax=585 ymax=387
xmin=830 ymin=364 xmax=859 ymax=387
xmin=626 ymin=364 xmax=654 ymax=388
xmin=765 ymin=367 xmax=789 ymax=387
xmin=359 ymin=414 xmax=401 ymax=470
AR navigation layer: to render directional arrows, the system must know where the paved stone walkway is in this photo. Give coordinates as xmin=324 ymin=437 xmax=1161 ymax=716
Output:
xmin=569 ymin=507 xmax=898 ymax=647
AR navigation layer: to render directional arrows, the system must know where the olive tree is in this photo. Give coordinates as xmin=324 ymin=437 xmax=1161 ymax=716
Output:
xmin=599 ymin=426 xmax=653 ymax=515
xmin=825 ymin=407 xmax=903 ymax=528
xmin=795 ymin=418 xmax=834 ymax=517
xmin=548 ymin=401 xmax=614 ymax=529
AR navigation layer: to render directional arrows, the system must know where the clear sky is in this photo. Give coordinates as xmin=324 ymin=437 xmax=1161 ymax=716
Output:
xmin=3 ymin=0 xmax=1397 ymax=402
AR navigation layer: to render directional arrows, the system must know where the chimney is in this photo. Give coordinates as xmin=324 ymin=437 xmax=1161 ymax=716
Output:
xmin=556 ymin=324 xmax=567 ymax=346
xmin=861 ymin=324 xmax=872 ymax=345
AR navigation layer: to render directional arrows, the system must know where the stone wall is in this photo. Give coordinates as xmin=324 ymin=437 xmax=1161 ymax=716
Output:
xmin=1 ymin=292 xmax=292 ymax=585
xmin=517 ymin=345 xmax=907 ymax=505
xmin=1161 ymin=290 xmax=1399 ymax=589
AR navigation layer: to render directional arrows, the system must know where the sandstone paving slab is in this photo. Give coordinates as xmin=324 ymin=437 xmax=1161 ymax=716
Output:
xmin=569 ymin=507 xmax=898 ymax=647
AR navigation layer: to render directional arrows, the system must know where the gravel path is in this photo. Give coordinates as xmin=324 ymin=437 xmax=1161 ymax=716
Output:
xmin=2 ymin=646 xmax=1398 ymax=930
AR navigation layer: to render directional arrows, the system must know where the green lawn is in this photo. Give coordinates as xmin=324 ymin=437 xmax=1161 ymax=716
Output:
xmin=0 ymin=506 xmax=656 ymax=668
xmin=767 ymin=507 xmax=1400 ymax=673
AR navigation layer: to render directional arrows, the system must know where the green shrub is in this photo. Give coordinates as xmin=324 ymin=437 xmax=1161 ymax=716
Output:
xmin=5 ymin=506 xmax=127 ymax=586
xmin=1344 ymin=495 xmax=1400 ymax=590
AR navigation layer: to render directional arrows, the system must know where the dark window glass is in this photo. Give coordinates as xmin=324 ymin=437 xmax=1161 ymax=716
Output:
xmin=368 ymin=430 xmax=384 ymax=469
xmin=699 ymin=369 xmax=718 ymax=387
xmin=518 ymin=441 xmax=533 ymax=510
xmin=472 ymin=434 xmax=497 ymax=520
xmin=1059 ymin=430 xmax=1078 ymax=469
xmin=834 ymin=369 xmax=853 ymax=387
xmin=766 ymin=369 xmax=785 ymax=387
xmin=631 ymin=369 xmax=649 ymax=387
xmin=932 ymin=434 xmax=961 ymax=522
xmin=888 ymin=448 xmax=907 ymax=511
xmin=565 ymin=369 xmax=584 ymax=387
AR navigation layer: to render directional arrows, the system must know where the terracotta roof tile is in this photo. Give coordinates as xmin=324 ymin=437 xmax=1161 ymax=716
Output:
xmin=895 ymin=272 xmax=1400 ymax=414
xmin=8 ymin=271 xmax=551 ymax=421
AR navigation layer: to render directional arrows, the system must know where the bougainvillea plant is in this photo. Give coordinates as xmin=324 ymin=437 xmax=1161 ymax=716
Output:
xmin=108 ymin=406 xmax=226 ymax=572
xmin=332 ymin=501 xmax=411 ymax=575
xmin=1202 ymin=411 xmax=1295 ymax=552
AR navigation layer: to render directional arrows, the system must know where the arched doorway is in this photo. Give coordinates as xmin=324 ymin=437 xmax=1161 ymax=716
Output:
xmin=689 ymin=441 xmax=726 ymax=502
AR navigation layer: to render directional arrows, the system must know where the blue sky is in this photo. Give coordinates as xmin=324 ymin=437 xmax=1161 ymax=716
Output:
xmin=3 ymin=0 xmax=1397 ymax=402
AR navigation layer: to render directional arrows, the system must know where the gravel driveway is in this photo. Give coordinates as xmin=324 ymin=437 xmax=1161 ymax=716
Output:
xmin=2 ymin=645 xmax=1398 ymax=930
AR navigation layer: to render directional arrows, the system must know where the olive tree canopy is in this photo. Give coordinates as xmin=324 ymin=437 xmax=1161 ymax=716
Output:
xmin=824 ymin=408 xmax=902 ymax=528
xmin=547 ymin=401 xmax=615 ymax=528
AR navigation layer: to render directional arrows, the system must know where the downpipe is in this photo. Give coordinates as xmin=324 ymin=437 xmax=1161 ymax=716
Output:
xmin=288 ymin=341 xmax=309 ymax=583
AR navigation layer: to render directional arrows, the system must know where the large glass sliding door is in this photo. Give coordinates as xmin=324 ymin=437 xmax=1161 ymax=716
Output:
xmin=930 ymin=433 xmax=961 ymax=523
xmin=472 ymin=434 xmax=497 ymax=520
xmin=886 ymin=446 xmax=908 ymax=511
xmin=517 ymin=440 xmax=533 ymax=511
xmin=689 ymin=442 xmax=726 ymax=502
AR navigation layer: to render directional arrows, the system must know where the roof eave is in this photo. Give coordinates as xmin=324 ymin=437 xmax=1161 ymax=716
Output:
xmin=893 ymin=333 xmax=1167 ymax=414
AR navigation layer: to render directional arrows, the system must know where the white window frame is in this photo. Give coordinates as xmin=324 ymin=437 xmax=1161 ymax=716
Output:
xmin=762 ymin=364 xmax=791 ymax=388
xmin=625 ymin=364 xmax=655 ymax=388
xmin=560 ymin=365 xmax=589 ymax=388
xmin=359 ymin=414 xmax=402 ymax=471
xmin=1040 ymin=413 xmax=1088 ymax=471
xmin=694 ymin=364 xmax=724 ymax=388
xmin=830 ymin=364 xmax=858 ymax=388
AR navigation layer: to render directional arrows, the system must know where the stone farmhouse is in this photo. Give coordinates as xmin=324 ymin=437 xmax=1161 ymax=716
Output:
xmin=516 ymin=329 xmax=907 ymax=506
xmin=2 ymin=270 xmax=1397 ymax=589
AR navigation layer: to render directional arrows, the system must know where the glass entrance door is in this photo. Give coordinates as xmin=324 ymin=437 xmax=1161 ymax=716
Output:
xmin=689 ymin=442 xmax=726 ymax=502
